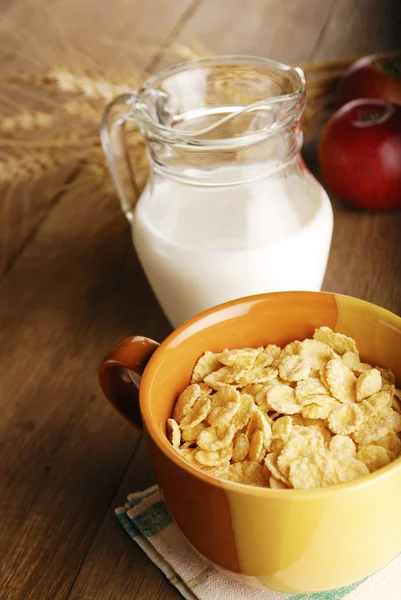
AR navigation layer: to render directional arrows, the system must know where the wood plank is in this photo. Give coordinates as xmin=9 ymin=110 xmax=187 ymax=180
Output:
xmin=311 ymin=0 xmax=401 ymax=61
xmin=0 ymin=169 xmax=76 ymax=276
xmin=0 ymin=0 xmax=194 ymax=278
xmin=185 ymin=0 xmax=336 ymax=64
xmin=0 ymin=184 xmax=171 ymax=599
xmin=323 ymin=202 xmax=401 ymax=315
xmin=1 ymin=2 xmax=400 ymax=600
xmin=304 ymin=130 xmax=401 ymax=315
xmin=66 ymin=4 xmax=400 ymax=599
xmin=67 ymin=438 xmax=181 ymax=600
xmin=0 ymin=183 xmax=172 ymax=599
xmin=303 ymin=0 xmax=401 ymax=316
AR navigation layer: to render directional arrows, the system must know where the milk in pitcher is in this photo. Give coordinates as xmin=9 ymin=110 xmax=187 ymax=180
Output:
xmin=133 ymin=164 xmax=333 ymax=328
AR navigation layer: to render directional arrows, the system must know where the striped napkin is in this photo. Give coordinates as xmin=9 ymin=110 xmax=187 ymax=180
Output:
xmin=116 ymin=486 xmax=400 ymax=600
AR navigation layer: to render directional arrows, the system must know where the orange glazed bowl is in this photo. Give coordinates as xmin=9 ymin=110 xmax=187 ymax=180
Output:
xmin=98 ymin=291 xmax=401 ymax=593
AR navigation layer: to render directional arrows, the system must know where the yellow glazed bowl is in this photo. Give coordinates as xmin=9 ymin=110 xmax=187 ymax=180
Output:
xmin=99 ymin=291 xmax=401 ymax=593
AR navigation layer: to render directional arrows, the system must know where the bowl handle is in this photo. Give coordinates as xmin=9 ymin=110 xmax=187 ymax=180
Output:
xmin=98 ymin=336 xmax=159 ymax=431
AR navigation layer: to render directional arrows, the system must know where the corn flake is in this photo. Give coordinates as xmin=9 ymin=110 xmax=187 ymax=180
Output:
xmin=191 ymin=351 xmax=222 ymax=383
xmin=242 ymin=383 xmax=269 ymax=411
xmin=264 ymin=452 xmax=289 ymax=485
xmin=255 ymin=345 xmax=282 ymax=367
xmin=203 ymin=366 xmax=238 ymax=389
xmin=300 ymin=339 xmax=335 ymax=372
xmin=360 ymin=390 xmax=392 ymax=418
xmin=334 ymin=456 xmax=370 ymax=484
xmin=226 ymin=462 xmax=244 ymax=483
xmin=219 ymin=347 xmax=261 ymax=367
xmin=242 ymin=461 xmax=267 ymax=485
xmin=278 ymin=354 xmax=312 ymax=382
xmin=248 ymin=430 xmax=265 ymax=462
xmin=289 ymin=454 xmax=328 ymax=489
xmin=272 ymin=415 xmax=293 ymax=440
xmin=197 ymin=424 xmax=235 ymax=451
xmin=277 ymin=433 xmax=325 ymax=479
xmin=356 ymin=368 xmax=382 ymax=401
xmin=295 ymin=378 xmax=330 ymax=402
xmin=243 ymin=380 xmax=282 ymax=411
xmin=387 ymin=410 xmax=401 ymax=433
xmin=266 ymin=383 xmax=301 ymax=414
xmin=232 ymin=433 xmax=250 ymax=462
xmin=269 ymin=476 xmax=288 ymax=489
xmin=170 ymin=326 xmax=400 ymax=490
xmin=181 ymin=422 xmax=205 ymax=442
xmin=271 ymin=438 xmax=286 ymax=453
xmin=371 ymin=432 xmax=401 ymax=460
xmin=195 ymin=444 xmax=233 ymax=467
xmin=202 ymin=463 xmax=230 ymax=478
xmin=302 ymin=419 xmax=333 ymax=446
xmin=247 ymin=410 xmax=272 ymax=450
xmin=226 ymin=461 xmax=266 ymax=486
xmin=357 ymin=445 xmax=391 ymax=472
xmin=178 ymin=447 xmax=202 ymax=467
xmin=166 ymin=418 xmax=181 ymax=449
xmin=392 ymin=392 xmax=401 ymax=415
xmin=330 ymin=435 xmax=356 ymax=457
xmin=314 ymin=326 xmax=358 ymax=355
xmin=281 ymin=340 xmax=303 ymax=358
xmin=328 ymin=402 xmax=363 ymax=435
xmin=325 ymin=359 xmax=357 ymax=403
xmin=301 ymin=397 xmax=338 ymax=420
xmin=180 ymin=441 xmax=196 ymax=449
xmin=352 ymin=411 xmax=398 ymax=445
xmin=231 ymin=393 xmax=255 ymax=430
xmin=173 ymin=383 xmax=202 ymax=423
xmin=208 ymin=386 xmax=240 ymax=426
xmin=236 ymin=366 xmax=279 ymax=386
xmin=180 ymin=395 xmax=212 ymax=429
xmin=378 ymin=367 xmax=396 ymax=385
xmin=342 ymin=351 xmax=372 ymax=376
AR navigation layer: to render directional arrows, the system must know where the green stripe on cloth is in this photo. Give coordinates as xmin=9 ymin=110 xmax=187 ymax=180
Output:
xmin=130 ymin=500 xmax=173 ymax=537
xmin=187 ymin=566 xmax=215 ymax=589
xmin=289 ymin=577 xmax=366 ymax=600
xmin=116 ymin=510 xmax=140 ymax=539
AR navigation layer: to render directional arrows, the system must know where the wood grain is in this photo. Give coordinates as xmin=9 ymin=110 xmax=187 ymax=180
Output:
xmin=0 ymin=189 xmax=170 ymax=600
xmin=67 ymin=438 xmax=181 ymax=600
xmin=323 ymin=201 xmax=401 ymax=315
xmin=0 ymin=0 xmax=195 ymax=279
xmin=1 ymin=1 xmax=401 ymax=599
xmin=303 ymin=0 xmax=401 ymax=316
xmin=186 ymin=0 xmax=337 ymax=63
xmin=303 ymin=136 xmax=401 ymax=318
xmin=311 ymin=0 xmax=401 ymax=61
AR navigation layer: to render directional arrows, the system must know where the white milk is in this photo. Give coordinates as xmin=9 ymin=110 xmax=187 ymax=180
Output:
xmin=133 ymin=168 xmax=333 ymax=328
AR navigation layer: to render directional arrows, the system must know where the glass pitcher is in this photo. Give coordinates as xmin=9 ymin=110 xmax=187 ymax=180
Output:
xmin=101 ymin=56 xmax=333 ymax=328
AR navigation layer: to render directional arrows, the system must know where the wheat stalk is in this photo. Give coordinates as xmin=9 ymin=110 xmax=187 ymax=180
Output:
xmin=0 ymin=110 xmax=54 ymax=134
xmin=0 ymin=16 xmax=375 ymax=191
xmin=63 ymin=98 xmax=104 ymax=122
xmin=47 ymin=68 xmax=143 ymax=101
xmin=0 ymin=148 xmax=82 ymax=184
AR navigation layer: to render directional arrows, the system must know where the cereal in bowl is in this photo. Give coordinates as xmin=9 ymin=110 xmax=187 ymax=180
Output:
xmin=166 ymin=327 xmax=401 ymax=489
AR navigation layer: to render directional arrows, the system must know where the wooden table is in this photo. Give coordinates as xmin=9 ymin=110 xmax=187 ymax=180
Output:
xmin=1 ymin=1 xmax=400 ymax=598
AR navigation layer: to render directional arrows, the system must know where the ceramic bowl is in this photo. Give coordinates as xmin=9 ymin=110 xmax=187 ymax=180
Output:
xmin=99 ymin=291 xmax=401 ymax=593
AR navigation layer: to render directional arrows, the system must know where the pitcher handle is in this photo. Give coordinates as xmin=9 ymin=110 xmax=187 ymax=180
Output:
xmin=100 ymin=92 xmax=140 ymax=221
xmin=98 ymin=336 xmax=159 ymax=431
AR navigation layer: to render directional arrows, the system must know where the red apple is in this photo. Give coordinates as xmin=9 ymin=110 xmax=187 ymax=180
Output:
xmin=318 ymin=99 xmax=401 ymax=211
xmin=337 ymin=53 xmax=401 ymax=107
